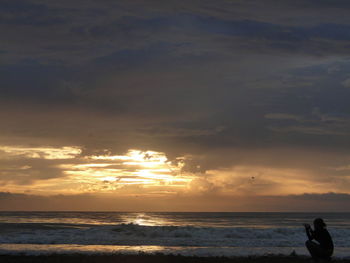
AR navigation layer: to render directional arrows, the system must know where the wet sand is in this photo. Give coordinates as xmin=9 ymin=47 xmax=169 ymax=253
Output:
xmin=0 ymin=254 xmax=349 ymax=263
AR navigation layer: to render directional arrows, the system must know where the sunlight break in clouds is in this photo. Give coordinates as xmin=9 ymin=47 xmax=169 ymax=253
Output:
xmin=57 ymin=149 xmax=195 ymax=194
xmin=0 ymin=146 xmax=195 ymax=196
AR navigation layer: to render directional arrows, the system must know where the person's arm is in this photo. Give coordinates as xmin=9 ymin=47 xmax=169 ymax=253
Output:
xmin=304 ymin=224 xmax=314 ymax=241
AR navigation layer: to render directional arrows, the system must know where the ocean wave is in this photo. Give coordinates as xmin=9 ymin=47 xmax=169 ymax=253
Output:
xmin=0 ymin=223 xmax=349 ymax=248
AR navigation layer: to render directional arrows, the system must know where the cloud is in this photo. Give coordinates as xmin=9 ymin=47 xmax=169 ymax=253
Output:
xmin=0 ymin=145 xmax=81 ymax=159
xmin=291 ymin=192 xmax=350 ymax=201
xmin=269 ymin=125 xmax=349 ymax=136
xmin=2 ymin=1 xmax=350 ymax=68
xmin=1 ymin=0 xmax=350 ymax=209
xmin=264 ymin=107 xmax=350 ymax=139
xmin=0 ymin=0 xmax=66 ymax=26
xmin=0 ymin=191 xmax=349 ymax=211
xmin=264 ymin=113 xmax=302 ymax=121
xmin=0 ymin=147 xmax=194 ymax=195
xmin=341 ymin=78 xmax=350 ymax=88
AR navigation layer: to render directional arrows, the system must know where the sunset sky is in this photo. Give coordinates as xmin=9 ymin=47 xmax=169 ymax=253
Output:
xmin=1 ymin=0 xmax=350 ymax=211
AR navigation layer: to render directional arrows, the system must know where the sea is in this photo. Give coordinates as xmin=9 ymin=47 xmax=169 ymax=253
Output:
xmin=0 ymin=212 xmax=349 ymax=258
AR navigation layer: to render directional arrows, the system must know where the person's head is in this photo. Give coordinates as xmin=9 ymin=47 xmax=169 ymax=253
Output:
xmin=314 ymin=218 xmax=326 ymax=230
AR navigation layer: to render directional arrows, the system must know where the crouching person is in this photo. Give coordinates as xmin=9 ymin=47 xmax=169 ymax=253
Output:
xmin=304 ymin=218 xmax=333 ymax=262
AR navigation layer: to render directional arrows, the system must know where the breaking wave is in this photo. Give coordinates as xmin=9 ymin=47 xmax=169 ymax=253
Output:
xmin=0 ymin=223 xmax=349 ymax=248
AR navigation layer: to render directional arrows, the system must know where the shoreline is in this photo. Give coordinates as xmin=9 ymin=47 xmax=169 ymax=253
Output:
xmin=1 ymin=244 xmax=349 ymax=259
xmin=1 ymin=254 xmax=350 ymax=263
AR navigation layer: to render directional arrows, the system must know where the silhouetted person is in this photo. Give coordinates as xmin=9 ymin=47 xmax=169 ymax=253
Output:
xmin=304 ymin=218 xmax=334 ymax=262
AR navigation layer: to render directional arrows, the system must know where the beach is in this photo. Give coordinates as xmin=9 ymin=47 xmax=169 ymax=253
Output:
xmin=1 ymin=212 xmax=349 ymax=259
xmin=1 ymin=254 xmax=350 ymax=263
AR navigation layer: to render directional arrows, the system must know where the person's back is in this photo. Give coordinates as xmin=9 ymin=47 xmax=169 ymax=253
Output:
xmin=313 ymin=227 xmax=334 ymax=252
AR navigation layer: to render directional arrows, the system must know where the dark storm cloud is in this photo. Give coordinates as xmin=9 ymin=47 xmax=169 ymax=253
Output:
xmin=0 ymin=0 xmax=66 ymax=26
xmin=0 ymin=60 xmax=75 ymax=104
xmin=1 ymin=0 xmax=350 ymax=194
xmin=187 ymin=16 xmax=350 ymax=42
xmin=2 ymin=0 xmax=350 ymax=65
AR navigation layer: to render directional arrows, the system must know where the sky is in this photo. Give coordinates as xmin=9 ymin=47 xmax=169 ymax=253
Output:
xmin=1 ymin=0 xmax=350 ymax=211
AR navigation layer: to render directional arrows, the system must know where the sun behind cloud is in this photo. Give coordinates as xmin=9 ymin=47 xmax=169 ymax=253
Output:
xmin=0 ymin=146 xmax=195 ymax=195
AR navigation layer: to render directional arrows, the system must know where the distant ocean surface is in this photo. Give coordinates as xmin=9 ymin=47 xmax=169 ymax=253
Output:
xmin=0 ymin=212 xmax=349 ymax=258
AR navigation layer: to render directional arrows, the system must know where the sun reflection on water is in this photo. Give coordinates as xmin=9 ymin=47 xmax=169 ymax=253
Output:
xmin=125 ymin=213 xmax=170 ymax=226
